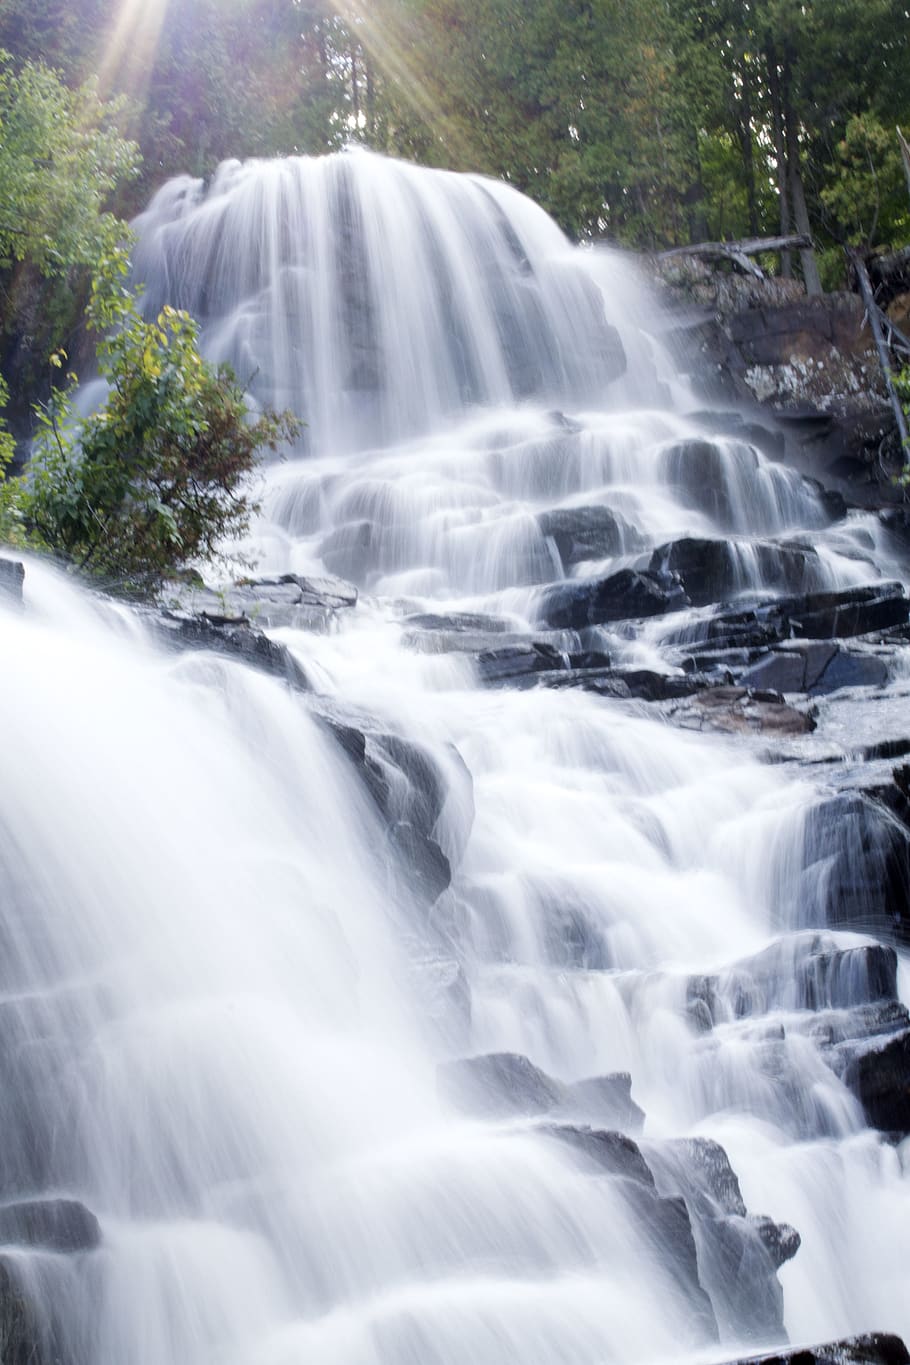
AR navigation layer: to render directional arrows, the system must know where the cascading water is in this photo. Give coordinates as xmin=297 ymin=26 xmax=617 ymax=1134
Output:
xmin=3 ymin=149 xmax=910 ymax=1365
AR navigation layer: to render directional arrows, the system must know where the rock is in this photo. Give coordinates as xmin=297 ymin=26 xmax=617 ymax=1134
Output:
xmin=404 ymin=611 xmax=512 ymax=633
xmin=319 ymin=520 xmax=375 ymax=584
xmin=661 ymin=438 xmax=756 ymax=527
xmin=438 ymin=1052 xmax=563 ymax=1118
xmin=537 ymin=568 xmax=688 ymax=629
xmin=800 ymin=793 xmax=910 ymax=943
xmin=0 ymin=559 xmax=24 ymax=605
xmin=541 ymin=1125 xmax=655 ymax=1185
xmin=781 ymin=582 xmax=909 ymax=640
xmin=561 ymin=1072 xmax=646 ymax=1132
xmin=649 ymin=537 xmax=822 ymax=608
xmin=738 ymin=640 xmax=891 ymax=696
xmin=437 ymin=1053 xmax=645 ymax=1130
xmin=157 ymin=612 xmax=311 ymax=690
xmin=717 ymin=1332 xmax=910 ymax=1364
xmin=0 ymin=1199 xmax=101 ymax=1253
xmin=749 ymin=1214 xmax=802 ymax=1270
xmin=166 ymin=572 xmax=357 ymax=631
xmin=474 ymin=642 xmax=568 ymax=686
xmin=668 ymin=686 xmax=816 ymax=737
xmin=619 ymin=1183 xmax=719 ymax=1343
xmin=536 ymin=504 xmax=641 ymax=568
xmin=0 ymin=1257 xmax=56 ymax=1365
xmin=687 ymin=936 xmax=899 ymax=1032
xmin=842 ymin=1029 xmax=910 ymax=1134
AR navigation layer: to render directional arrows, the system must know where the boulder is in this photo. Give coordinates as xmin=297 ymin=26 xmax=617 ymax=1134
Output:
xmin=157 ymin=612 xmax=311 ymax=690
xmin=668 ymin=686 xmax=816 ymax=737
xmin=661 ymin=438 xmax=756 ymax=527
xmin=0 ymin=1258 xmax=55 ymax=1365
xmin=541 ymin=1125 xmax=655 ymax=1186
xmin=537 ymin=568 xmax=688 ymax=629
xmin=800 ymin=793 xmax=910 ymax=944
xmin=536 ymin=504 xmax=642 ymax=568
xmin=739 ymin=642 xmax=889 ymax=696
xmin=842 ymin=1029 xmax=910 ymax=1135
xmin=649 ymin=537 xmax=821 ymax=608
xmin=0 ymin=1199 xmax=100 ymax=1253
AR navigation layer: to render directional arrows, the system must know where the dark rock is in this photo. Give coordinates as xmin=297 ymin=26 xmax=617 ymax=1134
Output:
xmin=782 ymin=583 xmax=909 ymax=640
xmin=668 ymin=686 xmax=816 ymax=737
xmin=649 ymin=537 xmax=821 ymax=608
xmin=537 ymin=504 xmax=641 ymax=568
xmin=390 ymin=821 xmax=451 ymax=906
xmin=842 ymin=1028 xmax=910 ymax=1134
xmin=0 ymin=1199 xmax=101 ymax=1253
xmin=0 ymin=559 xmax=24 ymax=605
xmin=620 ymin=1184 xmax=719 ymax=1342
xmin=749 ymin=1214 xmax=802 ymax=1270
xmin=537 ymin=568 xmax=688 ymax=629
xmin=475 ymin=642 xmax=567 ymax=686
xmin=157 ymin=612 xmax=311 ymax=690
xmin=800 ymin=793 xmax=910 ymax=943
xmin=661 ymin=438 xmax=756 ymax=527
xmin=717 ymin=1332 xmax=910 ymax=1364
xmin=0 ymin=1258 xmax=56 ymax=1365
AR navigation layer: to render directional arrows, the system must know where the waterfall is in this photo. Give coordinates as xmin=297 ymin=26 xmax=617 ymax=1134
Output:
xmin=2 ymin=150 xmax=909 ymax=1365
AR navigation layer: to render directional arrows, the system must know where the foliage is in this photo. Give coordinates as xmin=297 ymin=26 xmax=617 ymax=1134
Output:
xmin=0 ymin=50 xmax=138 ymax=277
xmin=17 ymin=248 xmax=298 ymax=593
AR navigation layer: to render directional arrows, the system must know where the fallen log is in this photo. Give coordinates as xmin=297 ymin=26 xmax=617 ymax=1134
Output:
xmin=659 ymin=234 xmax=812 ymax=280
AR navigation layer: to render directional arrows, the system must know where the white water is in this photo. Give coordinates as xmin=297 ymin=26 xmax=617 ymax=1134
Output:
xmin=2 ymin=150 xmax=910 ymax=1364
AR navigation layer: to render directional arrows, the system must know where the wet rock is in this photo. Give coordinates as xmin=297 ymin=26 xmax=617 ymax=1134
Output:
xmin=718 ymin=1332 xmax=910 ymax=1364
xmin=541 ymin=1125 xmax=655 ymax=1185
xmin=157 ymin=612 xmax=311 ymax=690
xmin=560 ymin=1072 xmax=646 ymax=1132
xmin=319 ymin=520 xmax=375 ymax=583
xmin=620 ymin=1184 xmax=719 ymax=1342
xmin=661 ymin=438 xmax=755 ymax=527
xmin=687 ymin=936 xmax=899 ymax=1033
xmin=474 ymin=641 xmax=568 ymax=685
xmin=800 ymin=793 xmax=910 ymax=943
xmin=0 ymin=1199 xmax=101 ymax=1252
xmin=438 ymin=1052 xmax=563 ymax=1118
xmin=404 ymin=611 xmax=512 ymax=634
xmin=739 ymin=641 xmax=890 ymax=696
xmin=537 ymin=504 xmax=642 ymax=568
xmin=0 ymin=1258 xmax=56 ymax=1365
xmin=649 ymin=537 xmax=821 ymax=608
xmin=781 ymin=582 xmax=909 ymax=640
xmin=537 ymin=568 xmax=688 ymax=629
xmin=319 ymin=712 xmax=473 ymax=908
xmin=0 ymin=558 xmax=24 ymax=604
xmin=842 ymin=1029 xmax=910 ymax=1134
xmin=438 ymin=1053 xmax=645 ymax=1130
xmin=668 ymin=686 xmax=816 ymax=737
xmin=749 ymin=1213 xmax=802 ymax=1270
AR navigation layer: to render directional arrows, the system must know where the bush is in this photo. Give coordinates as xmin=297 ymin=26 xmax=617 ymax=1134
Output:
xmin=17 ymin=247 xmax=298 ymax=593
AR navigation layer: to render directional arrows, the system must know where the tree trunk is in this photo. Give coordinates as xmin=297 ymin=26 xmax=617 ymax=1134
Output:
xmin=785 ymin=107 xmax=823 ymax=296
xmin=765 ymin=42 xmax=792 ymax=278
xmin=735 ymin=58 xmax=759 ymax=237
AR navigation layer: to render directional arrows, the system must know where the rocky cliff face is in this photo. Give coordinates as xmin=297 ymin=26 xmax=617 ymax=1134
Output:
xmin=653 ymin=257 xmax=902 ymax=501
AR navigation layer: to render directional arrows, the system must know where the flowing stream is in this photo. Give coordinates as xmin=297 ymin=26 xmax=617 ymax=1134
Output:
xmin=2 ymin=149 xmax=910 ymax=1364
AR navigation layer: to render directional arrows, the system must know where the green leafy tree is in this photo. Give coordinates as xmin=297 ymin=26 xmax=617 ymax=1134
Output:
xmin=15 ymin=247 xmax=298 ymax=592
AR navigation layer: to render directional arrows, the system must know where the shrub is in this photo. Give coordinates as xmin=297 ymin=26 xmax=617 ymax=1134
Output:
xmin=19 ymin=247 xmax=298 ymax=594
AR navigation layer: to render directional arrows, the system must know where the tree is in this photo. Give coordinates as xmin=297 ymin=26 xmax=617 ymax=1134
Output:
xmin=15 ymin=247 xmax=298 ymax=592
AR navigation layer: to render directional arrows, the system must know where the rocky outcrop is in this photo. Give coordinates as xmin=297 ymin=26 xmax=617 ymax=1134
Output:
xmin=0 ymin=1199 xmax=101 ymax=1252
xmin=537 ymin=567 xmax=688 ymax=629
xmin=437 ymin=1052 xmax=645 ymax=1130
xmin=157 ymin=611 xmax=312 ymax=690
xmin=667 ymin=686 xmax=816 ymax=737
